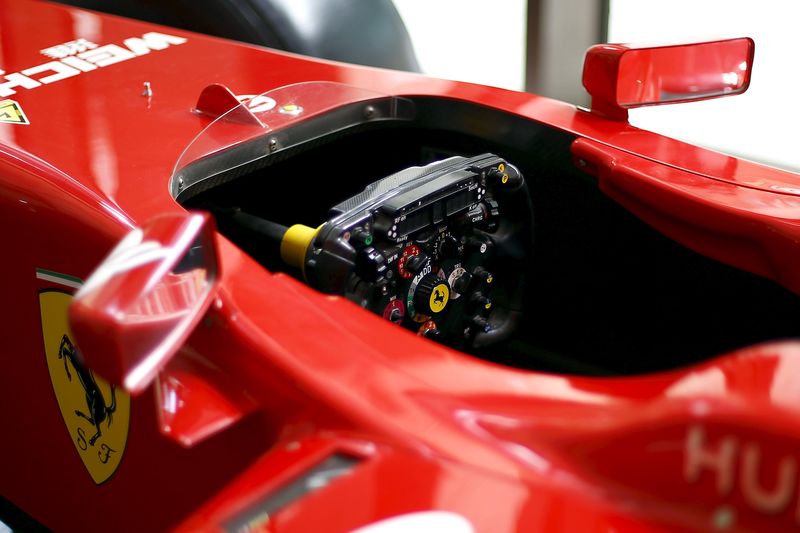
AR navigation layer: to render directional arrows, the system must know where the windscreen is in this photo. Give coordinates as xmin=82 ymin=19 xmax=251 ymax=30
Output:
xmin=171 ymin=82 xmax=414 ymax=200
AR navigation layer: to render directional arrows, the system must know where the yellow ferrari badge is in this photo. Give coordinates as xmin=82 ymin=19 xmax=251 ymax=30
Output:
xmin=39 ymin=290 xmax=130 ymax=484
xmin=429 ymin=283 xmax=449 ymax=313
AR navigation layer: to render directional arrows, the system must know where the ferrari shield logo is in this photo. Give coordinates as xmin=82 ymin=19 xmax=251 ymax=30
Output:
xmin=0 ymin=99 xmax=29 ymax=125
xmin=40 ymin=290 xmax=130 ymax=484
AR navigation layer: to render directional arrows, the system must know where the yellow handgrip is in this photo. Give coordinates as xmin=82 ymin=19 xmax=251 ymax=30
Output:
xmin=280 ymin=224 xmax=318 ymax=270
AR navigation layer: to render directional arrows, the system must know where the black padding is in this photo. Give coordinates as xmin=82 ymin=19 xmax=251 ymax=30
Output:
xmin=52 ymin=0 xmax=420 ymax=72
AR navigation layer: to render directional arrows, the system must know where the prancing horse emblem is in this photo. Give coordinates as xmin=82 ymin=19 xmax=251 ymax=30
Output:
xmin=433 ymin=289 xmax=446 ymax=305
xmin=40 ymin=288 xmax=130 ymax=484
xmin=58 ymin=335 xmax=117 ymax=446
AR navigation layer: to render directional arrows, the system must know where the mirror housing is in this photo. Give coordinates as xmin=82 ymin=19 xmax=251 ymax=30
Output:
xmin=582 ymin=37 xmax=754 ymax=120
xmin=69 ymin=212 xmax=219 ymax=395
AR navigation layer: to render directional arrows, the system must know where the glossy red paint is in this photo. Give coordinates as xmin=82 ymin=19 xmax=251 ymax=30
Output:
xmin=1 ymin=1 xmax=799 ymax=532
xmin=582 ymin=38 xmax=754 ymax=120
xmin=195 ymin=84 xmax=262 ymax=125
xmin=572 ymin=138 xmax=800 ymax=293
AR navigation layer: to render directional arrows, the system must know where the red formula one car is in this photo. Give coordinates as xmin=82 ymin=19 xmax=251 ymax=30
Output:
xmin=2 ymin=2 xmax=799 ymax=532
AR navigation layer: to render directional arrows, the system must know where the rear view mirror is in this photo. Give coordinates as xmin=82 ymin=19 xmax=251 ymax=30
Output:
xmin=69 ymin=212 xmax=219 ymax=394
xmin=583 ymin=37 xmax=754 ymax=120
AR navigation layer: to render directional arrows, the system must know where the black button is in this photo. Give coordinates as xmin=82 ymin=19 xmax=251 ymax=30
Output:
xmin=439 ymin=235 xmax=461 ymax=259
xmin=405 ymin=253 xmax=428 ymax=275
xmin=355 ymin=247 xmax=387 ymax=282
xmin=452 ymin=271 xmax=473 ymax=294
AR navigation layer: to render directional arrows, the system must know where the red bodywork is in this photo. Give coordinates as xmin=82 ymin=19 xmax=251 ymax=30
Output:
xmin=3 ymin=2 xmax=800 ymax=532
